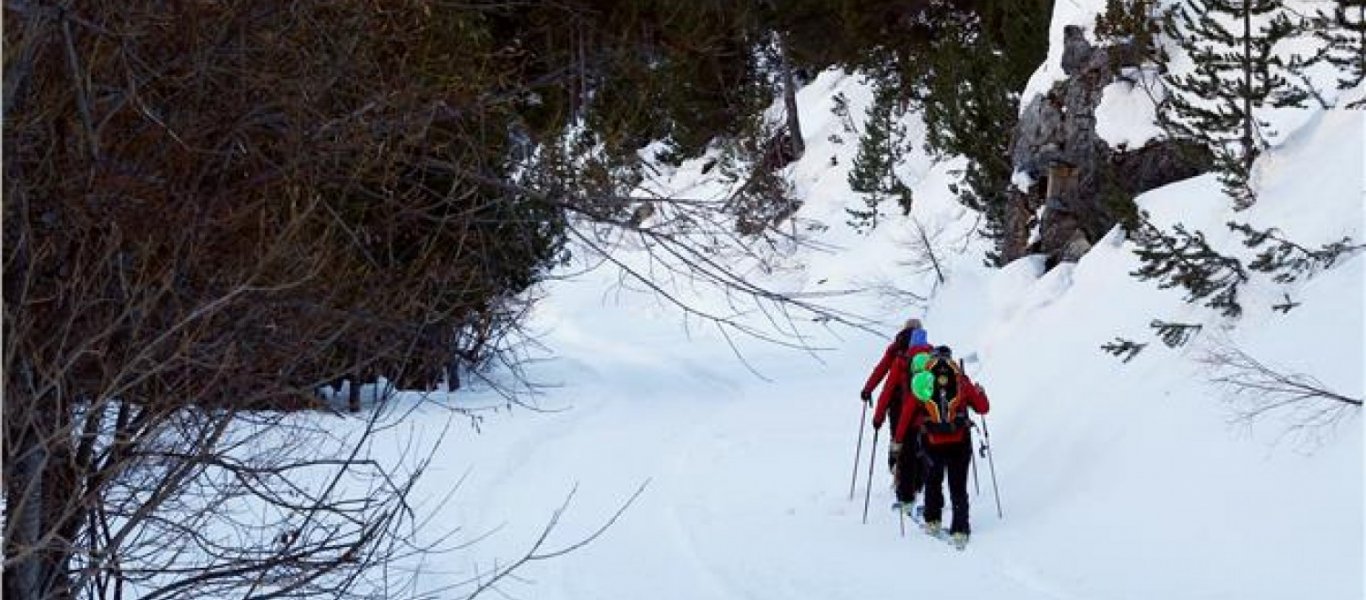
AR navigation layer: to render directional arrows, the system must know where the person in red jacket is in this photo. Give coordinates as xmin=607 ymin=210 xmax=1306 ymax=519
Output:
xmin=912 ymin=346 xmax=989 ymax=544
xmin=860 ymin=318 xmax=933 ymax=507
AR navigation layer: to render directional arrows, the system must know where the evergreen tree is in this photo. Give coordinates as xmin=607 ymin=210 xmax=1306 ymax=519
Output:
xmin=762 ymin=0 xmax=1049 ymax=262
xmin=846 ymin=81 xmax=913 ymax=233
xmin=1161 ymin=0 xmax=1309 ymax=209
xmin=1130 ymin=218 xmax=1249 ymax=318
xmin=1102 ymin=337 xmax=1149 ymax=363
xmin=1312 ymin=0 xmax=1366 ymax=103
xmin=1095 ymin=0 xmax=1166 ymax=57
xmin=1094 ymin=0 xmax=1171 ymax=74
xmin=1227 ymin=221 xmax=1364 ymax=282
xmin=911 ymin=5 xmax=1045 ymax=265
xmin=1149 ymin=319 xmax=1204 ymax=347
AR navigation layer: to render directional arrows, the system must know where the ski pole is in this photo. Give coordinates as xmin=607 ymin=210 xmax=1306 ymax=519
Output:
xmin=981 ymin=415 xmax=1003 ymax=519
xmin=849 ymin=399 xmax=869 ymax=501
xmin=898 ymin=498 xmax=905 ymax=537
xmin=862 ymin=428 xmax=879 ymax=524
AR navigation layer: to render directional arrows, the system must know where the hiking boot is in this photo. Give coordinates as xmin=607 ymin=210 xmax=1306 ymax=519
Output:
xmin=899 ymin=496 xmax=917 ymax=516
xmin=950 ymin=532 xmax=969 ymax=549
xmin=923 ymin=520 xmax=941 ymax=535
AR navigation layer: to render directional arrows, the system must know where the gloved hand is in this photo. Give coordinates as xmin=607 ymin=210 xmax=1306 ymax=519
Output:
xmin=860 ymin=389 xmax=872 ymax=404
xmin=872 ymin=414 xmax=883 ymax=430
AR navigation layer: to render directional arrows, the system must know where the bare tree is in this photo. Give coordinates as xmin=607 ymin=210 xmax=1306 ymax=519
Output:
xmin=1198 ymin=339 xmax=1362 ymax=443
xmin=902 ymin=217 xmax=951 ymax=286
xmin=2 ymin=3 xmax=585 ymax=598
xmin=433 ymin=481 xmax=650 ymax=599
xmin=863 ymin=215 xmax=964 ymax=314
xmin=4 ymin=4 xmax=877 ymax=600
xmin=776 ymin=32 xmax=806 ymax=162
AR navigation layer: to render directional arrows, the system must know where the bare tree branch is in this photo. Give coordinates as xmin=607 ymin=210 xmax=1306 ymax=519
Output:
xmin=460 ymin=480 xmax=651 ymax=600
xmin=1197 ymin=338 xmax=1361 ymax=444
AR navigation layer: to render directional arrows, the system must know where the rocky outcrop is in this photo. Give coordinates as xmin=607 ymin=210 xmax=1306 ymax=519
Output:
xmin=1005 ymin=26 xmax=1211 ymax=267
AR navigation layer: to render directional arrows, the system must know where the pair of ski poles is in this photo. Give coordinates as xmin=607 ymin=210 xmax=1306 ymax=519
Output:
xmin=849 ymin=396 xmax=1002 ymax=524
xmin=848 ymin=398 xmax=878 ymax=523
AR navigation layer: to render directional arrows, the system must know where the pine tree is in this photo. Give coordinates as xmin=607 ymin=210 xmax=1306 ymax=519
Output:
xmin=1149 ymin=319 xmax=1204 ymax=347
xmin=761 ymin=0 xmax=1050 ymax=262
xmin=1101 ymin=337 xmax=1148 ymax=362
xmin=1161 ymin=0 xmax=1309 ymax=209
xmin=846 ymin=81 xmax=913 ymax=233
xmin=1312 ymin=0 xmax=1366 ymax=102
xmin=1227 ymin=221 xmax=1364 ymax=282
xmin=1094 ymin=0 xmax=1167 ymax=62
xmin=912 ymin=2 xmax=1049 ymax=265
xmin=1130 ymin=218 xmax=1249 ymax=318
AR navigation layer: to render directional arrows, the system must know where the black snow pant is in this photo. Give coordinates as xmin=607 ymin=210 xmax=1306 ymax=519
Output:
xmin=923 ymin=435 xmax=973 ymax=534
xmin=894 ymin=432 xmax=925 ymax=504
xmin=885 ymin=390 xmax=903 ymax=472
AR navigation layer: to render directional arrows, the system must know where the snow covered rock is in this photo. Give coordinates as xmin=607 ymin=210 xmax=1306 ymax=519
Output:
xmin=1008 ymin=26 xmax=1208 ymax=266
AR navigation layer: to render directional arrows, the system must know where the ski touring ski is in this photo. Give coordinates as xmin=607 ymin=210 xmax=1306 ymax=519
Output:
xmin=903 ymin=505 xmax=968 ymax=550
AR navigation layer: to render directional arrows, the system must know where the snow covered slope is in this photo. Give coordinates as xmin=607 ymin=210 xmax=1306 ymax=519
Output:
xmin=320 ymin=1 xmax=1366 ymax=593
xmin=362 ymin=56 xmax=1365 ymax=598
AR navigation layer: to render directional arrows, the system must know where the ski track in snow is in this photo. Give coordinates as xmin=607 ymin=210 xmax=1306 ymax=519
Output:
xmin=652 ymin=404 xmax=757 ymax=600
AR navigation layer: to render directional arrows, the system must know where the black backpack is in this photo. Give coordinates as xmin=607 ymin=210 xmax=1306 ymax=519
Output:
xmin=920 ymin=355 xmax=970 ymax=435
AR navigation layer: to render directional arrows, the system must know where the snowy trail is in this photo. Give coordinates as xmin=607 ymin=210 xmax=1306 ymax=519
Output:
xmin=422 ymin=340 xmax=1096 ymax=600
xmin=400 ymin=245 xmax=1360 ymax=600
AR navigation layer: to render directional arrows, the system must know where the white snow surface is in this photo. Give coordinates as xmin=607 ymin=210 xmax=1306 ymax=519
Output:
xmin=330 ymin=62 xmax=1366 ymax=599
xmin=1020 ymin=0 xmax=1107 ymax=113
xmin=1095 ymin=68 xmax=1165 ymax=150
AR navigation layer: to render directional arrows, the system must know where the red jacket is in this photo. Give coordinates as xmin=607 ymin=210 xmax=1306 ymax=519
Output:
xmin=900 ymin=371 xmax=990 ymax=445
xmin=863 ymin=342 xmax=934 ymax=430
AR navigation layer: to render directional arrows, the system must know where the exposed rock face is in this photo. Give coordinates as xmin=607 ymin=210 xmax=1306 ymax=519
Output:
xmin=1005 ymin=26 xmax=1210 ymax=266
xmin=1014 ymin=27 xmax=1109 ymax=179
